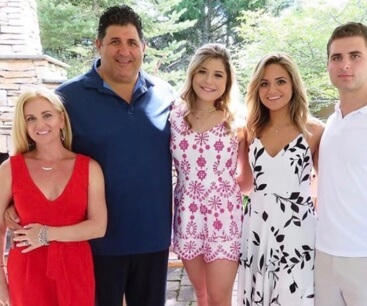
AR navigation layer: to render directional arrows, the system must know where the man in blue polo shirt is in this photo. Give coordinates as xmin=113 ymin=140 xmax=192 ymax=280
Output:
xmin=59 ymin=5 xmax=174 ymax=306
xmin=6 ymin=5 xmax=174 ymax=306
xmin=65 ymin=5 xmax=175 ymax=306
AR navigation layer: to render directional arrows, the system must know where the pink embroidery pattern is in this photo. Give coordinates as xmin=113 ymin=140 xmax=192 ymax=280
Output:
xmin=171 ymin=107 xmax=243 ymax=262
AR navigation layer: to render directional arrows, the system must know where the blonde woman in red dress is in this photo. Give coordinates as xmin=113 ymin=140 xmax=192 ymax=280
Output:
xmin=0 ymin=88 xmax=107 ymax=306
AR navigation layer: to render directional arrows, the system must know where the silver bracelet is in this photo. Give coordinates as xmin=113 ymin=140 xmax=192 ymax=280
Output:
xmin=38 ymin=225 xmax=50 ymax=246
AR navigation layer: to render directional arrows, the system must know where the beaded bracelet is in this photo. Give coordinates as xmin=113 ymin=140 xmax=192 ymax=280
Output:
xmin=38 ymin=225 xmax=50 ymax=246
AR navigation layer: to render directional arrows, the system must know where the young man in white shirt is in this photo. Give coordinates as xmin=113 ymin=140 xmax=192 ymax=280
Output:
xmin=316 ymin=22 xmax=367 ymax=306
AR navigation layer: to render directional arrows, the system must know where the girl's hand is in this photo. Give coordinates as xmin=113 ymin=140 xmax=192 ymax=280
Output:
xmin=13 ymin=223 xmax=45 ymax=253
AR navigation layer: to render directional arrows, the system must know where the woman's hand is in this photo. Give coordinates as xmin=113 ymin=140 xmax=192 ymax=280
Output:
xmin=13 ymin=223 xmax=46 ymax=253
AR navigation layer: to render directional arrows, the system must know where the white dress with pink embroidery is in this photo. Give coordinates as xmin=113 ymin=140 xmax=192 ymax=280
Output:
xmin=170 ymin=107 xmax=243 ymax=262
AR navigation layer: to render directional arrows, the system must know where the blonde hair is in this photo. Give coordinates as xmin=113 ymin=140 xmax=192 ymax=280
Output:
xmin=246 ymin=52 xmax=310 ymax=138
xmin=12 ymin=88 xmax=72 ymax=154
xmin=179 ymin=43 xmax=242 ymax=133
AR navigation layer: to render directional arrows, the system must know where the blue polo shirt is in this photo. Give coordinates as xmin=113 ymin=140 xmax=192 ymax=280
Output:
xmin=57 ymin=59 xmax=174 ymax=255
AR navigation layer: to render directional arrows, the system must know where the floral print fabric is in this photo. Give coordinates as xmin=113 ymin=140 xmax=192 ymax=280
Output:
xmin=170 ymin=107 xmax=243 ymax=262
xmin=238 ymin=135 xmax=316 ymax=305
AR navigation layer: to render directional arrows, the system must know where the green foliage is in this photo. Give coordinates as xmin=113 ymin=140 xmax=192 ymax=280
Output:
xmin=37 ymin=0 xmax=195 ymax=83
xmin=235 ymin=0 xmax=367 ymax=114
xmin=36 ymin=0 xmax=367 ymax=103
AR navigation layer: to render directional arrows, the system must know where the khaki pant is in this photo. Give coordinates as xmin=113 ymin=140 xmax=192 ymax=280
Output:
xmin=315 ymin=250 xmax=367 ymax=306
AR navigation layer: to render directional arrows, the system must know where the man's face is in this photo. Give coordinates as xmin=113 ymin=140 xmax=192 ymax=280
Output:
xmin=96 ymin=24 xmax=146 ymax=85
xmin=327 ymin=36 xmax=367 ymax=94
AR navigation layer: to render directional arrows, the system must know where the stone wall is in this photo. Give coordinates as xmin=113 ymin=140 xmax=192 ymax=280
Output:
xmin=0 ymin=56 xmax=69 ymax=152
xmin=0 ymin=0 xmax=69 ymax=153
xmin=0 ymin=0 xmax=42 ymax=55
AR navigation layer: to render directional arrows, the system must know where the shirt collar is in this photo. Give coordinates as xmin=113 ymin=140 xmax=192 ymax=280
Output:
xmin=94 ymin=58 xmax=143 ymax=94
xmin=335 ymin=101 xmax=367 ymax=116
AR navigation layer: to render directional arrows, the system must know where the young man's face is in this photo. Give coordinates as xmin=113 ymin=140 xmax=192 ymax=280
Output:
xmin=96 ymin=24 xmax=146 ymax=86
xmin=327 ymin=36 xmax=367 ymax=94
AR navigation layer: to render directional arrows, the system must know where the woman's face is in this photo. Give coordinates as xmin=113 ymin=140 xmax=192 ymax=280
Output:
xmin=23 ymin=97 xmax=65 ymax=146
xmin=258 ymin=63 xmax=293 ymax=113
xmin=192 ymin=58 xmax=227 ymax=106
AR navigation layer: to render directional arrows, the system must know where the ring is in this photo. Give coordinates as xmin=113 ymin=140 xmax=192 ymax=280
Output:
xmin=24 ymin=241 xmax=30 ymax=246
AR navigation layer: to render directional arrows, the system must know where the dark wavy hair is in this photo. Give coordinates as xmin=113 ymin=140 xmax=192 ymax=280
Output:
xmin=97 ymin=5 xmax=144 ymax=41
xmin=327 ymin=22 xmax=367 ymax=58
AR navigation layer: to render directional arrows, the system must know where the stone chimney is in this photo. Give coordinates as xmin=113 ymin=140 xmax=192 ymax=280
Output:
xmin=0 ymin=0 xmax=69 ymax=153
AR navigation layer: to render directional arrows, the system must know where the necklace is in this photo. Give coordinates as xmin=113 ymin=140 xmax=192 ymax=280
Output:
xmin=40 ymin=159 xmax=62 ymax=171
xmin=41 ymin=166 xmax=53 ymax=171
xmin=193 ymin=107 xmax=216 ymax=120
xmin=271 ymin=122 xmax=291 ymax=133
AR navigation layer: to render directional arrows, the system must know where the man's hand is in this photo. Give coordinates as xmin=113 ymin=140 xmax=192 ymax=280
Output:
xmin=4 ymin=205 xmax=21 ymax=230
xmin=4 ymin=205 xmax=21 ymax=249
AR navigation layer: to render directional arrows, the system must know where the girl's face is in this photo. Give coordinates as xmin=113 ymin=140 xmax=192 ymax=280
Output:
xmin=258 ymin=63 xmax=293 ymax=112
xmin=192 ymin=58 xmax=227 ymax=106
xmin=23 ymin=97 xmax=65 ymax=145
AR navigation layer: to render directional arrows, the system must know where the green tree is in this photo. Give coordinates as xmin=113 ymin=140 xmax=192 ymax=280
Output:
xmin=37 ymin=0 xmax=195 ymax=85
xmin=235 ymin=0 xmax=367 ymax=114
xmin=164 ymin=0 xmax=296 ymax=81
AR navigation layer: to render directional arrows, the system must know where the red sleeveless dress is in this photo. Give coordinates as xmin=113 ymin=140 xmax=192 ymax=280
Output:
xmin=7 ymin=154 xmax=95 ymax=306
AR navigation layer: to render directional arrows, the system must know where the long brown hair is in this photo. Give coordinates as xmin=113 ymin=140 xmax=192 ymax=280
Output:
xmin=179 ymin=43 xmax=242 ymax=133
xmin=246 ymin=52 xmax=310 ymax=138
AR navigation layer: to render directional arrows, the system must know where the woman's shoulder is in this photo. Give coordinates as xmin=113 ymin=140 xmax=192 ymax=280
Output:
xmin=307 ymin=117 xmax=325 ymax=138
xmin=170 ymin=102 xmax=188 ymax=124
xmin=305 ymin=117 xmax=324 ymax=154
xmin=0 ymin=157 xmax=12 ymax=181
xmin=75 ymin=153 xmax=89 ymax=161
xmin=171 ymin=101 xmax=187 ymax=114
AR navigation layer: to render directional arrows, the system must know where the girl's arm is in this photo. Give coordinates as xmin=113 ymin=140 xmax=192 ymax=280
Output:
xmin=236 ymin=127 xmax=253 ymax=194
xmin=307 ymin=119 xmax=325 ymax=174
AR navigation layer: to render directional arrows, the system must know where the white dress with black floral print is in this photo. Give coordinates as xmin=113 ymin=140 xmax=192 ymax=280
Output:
xmin=238 ymin=135 xmax=316 ymax=305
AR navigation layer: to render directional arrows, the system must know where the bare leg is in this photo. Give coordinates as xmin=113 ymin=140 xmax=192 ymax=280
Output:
xmin=182 ymin=256 xmax=208 ymax=306
xmin=183 ymin=256 xmax=238 ymax=306
xmin=206 ymin=259 xmax=238 ymax=306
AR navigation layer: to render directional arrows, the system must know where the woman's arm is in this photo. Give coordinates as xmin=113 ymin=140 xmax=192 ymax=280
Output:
xmin=236 ymin=127 xmax=253 ymax=194
xmin=14 ymin=159 xmax=107 ymax=252
xmin=0 ymin=160 xmax=12 ymax=304
xmin=307 ymin=119 xmax=325 ymax=173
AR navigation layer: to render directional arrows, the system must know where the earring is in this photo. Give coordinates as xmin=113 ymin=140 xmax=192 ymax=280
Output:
xmin=27 ymin=136 xmax=35 ymax=150
xmin=60 ymin=129 xmax=65 ymax=141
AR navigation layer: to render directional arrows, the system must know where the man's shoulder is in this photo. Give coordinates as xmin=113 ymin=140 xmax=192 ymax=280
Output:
xmin=57 ymin=75 xmax=83 ymax=92
xmin=141 ymin=71 xmax=173 ymax=90
xmin=57 ymin=67 xmax=98 ymax=94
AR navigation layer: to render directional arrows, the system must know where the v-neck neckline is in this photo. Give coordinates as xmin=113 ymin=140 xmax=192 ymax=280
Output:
xmin=256 ymin=134 xmax=302 ymax=158
xmin=21 ymin=154 xmax=78 ymax=202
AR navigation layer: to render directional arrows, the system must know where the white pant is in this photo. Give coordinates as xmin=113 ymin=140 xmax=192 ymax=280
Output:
xmin=315 ymin=250 xmax=367 ymax=306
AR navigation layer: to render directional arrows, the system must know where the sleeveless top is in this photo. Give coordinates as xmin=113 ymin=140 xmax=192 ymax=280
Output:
xmin=238 ymin=135 xmax=316 ymax=305
xmin=8 ymin=154 xmax=94 ymax=306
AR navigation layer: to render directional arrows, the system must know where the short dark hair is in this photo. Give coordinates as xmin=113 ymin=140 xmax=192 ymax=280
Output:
xmin=97 ymin=5 xmax=144 ymax=41
xmin=327 ymin=22 xmax=367 ymax=57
